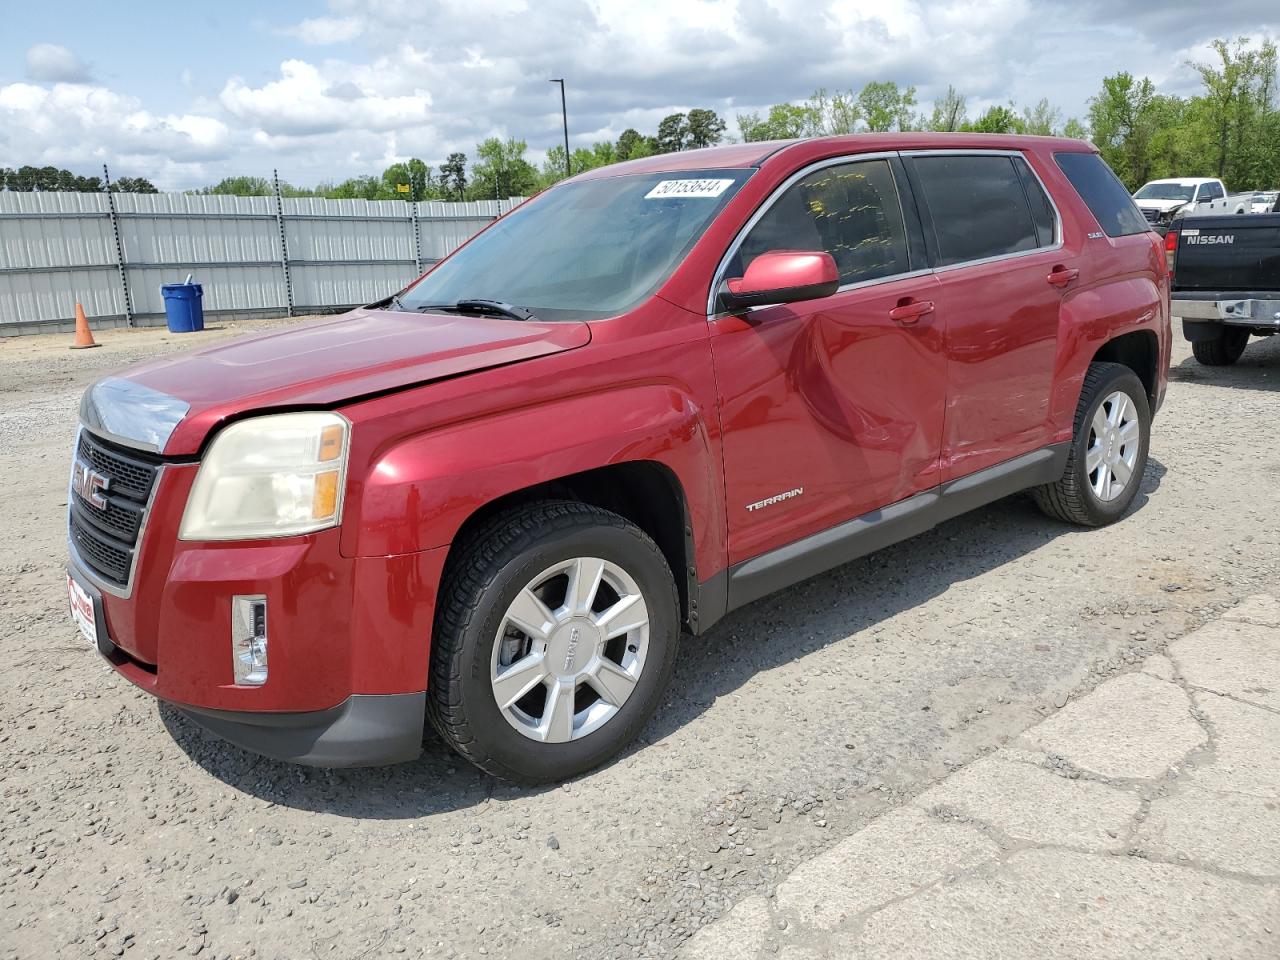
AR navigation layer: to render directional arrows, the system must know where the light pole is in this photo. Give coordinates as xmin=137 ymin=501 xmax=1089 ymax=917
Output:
xmin=549 ymin=78 xmax=570 ymax=178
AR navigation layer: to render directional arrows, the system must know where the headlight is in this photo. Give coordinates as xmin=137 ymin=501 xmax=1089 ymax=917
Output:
xmin=179 ymin=412 xmax=350 ymax=541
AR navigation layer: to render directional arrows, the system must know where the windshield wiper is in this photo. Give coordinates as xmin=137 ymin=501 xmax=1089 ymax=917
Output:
xmin=414 ymin=299 xmax=537 ymax=322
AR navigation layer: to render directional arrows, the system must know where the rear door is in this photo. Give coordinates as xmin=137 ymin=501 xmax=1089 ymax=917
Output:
xmin=903 ymin=151 xmax=1077 ymax=482
xmin=709 ymin=154 xmax=946 ymax=565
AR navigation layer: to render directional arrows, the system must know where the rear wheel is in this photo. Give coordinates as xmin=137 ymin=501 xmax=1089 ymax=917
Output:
xmin=1192 ymin=327 xmax=1249 ymax=366
xmin=428 ymin=500 xmax=679 ymax=783
xmin=1033 ymin=362 xmax=1150 ymax=527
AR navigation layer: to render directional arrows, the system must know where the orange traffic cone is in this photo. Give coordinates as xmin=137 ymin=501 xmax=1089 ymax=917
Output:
xmin=70 ymin=302 xmax=100 ymax=350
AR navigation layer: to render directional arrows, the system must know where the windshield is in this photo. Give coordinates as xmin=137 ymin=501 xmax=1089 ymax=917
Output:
xmin=397 ymin=169 xmax=752 ymax=321
xmin=1134 ymin=183 xmax=1195 ymax=201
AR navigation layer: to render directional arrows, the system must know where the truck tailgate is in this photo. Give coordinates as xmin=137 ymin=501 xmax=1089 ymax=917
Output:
xmin=1172 ymin=214 xmax=1280 ymax=292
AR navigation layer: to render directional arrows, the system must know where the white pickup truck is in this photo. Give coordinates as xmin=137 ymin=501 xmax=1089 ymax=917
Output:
xmin=1132 ymin=177 xmax=1251 ymax=229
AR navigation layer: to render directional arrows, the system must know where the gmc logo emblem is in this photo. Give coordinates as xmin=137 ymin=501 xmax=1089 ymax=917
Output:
xmin=71 ymin=459 xmax=110 ymax=510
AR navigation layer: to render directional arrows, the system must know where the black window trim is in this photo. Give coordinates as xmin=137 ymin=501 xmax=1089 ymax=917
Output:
xmin=706 ymin=151 xmax=930 ymax=318
xmin=900 ymin=149 xmax=1064 ymax=274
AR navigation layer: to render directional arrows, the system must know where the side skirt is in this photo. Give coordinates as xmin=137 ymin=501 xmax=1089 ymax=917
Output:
xmin=693 ymin=443 xmax=1069 ymax=631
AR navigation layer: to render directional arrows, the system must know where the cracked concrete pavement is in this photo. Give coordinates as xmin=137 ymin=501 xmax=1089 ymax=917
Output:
xmin=684 ymin=596 xmax=1280 ymax=960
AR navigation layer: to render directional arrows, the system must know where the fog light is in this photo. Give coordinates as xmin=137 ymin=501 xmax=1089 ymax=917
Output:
xmin=231 ymin=595 xmax=268 ymax=686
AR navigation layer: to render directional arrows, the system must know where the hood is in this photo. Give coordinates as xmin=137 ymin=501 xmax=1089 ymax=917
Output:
xmin=85 ymin=308 xmax=590 ymax=456
xmin=1133 ymin=198 xmax=1188 ymax=212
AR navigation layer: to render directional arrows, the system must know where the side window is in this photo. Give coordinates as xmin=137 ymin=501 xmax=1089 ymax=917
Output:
xmin=1203 ymin=182 xmax=1224 ymax=200
xmin=911 ymin=155 xmax=1041 ymax=265
xmin=732 ymin=159 xmax=911 ymax=287
xmin=1013 ymin=157 xmax=1057 ymax=248
xmin=1054 ymin=152 xmax=1150 ymax=237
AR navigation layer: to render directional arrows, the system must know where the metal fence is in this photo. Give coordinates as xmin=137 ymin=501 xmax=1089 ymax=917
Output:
xmin=0 ymin=191 xmax=524 ymax=335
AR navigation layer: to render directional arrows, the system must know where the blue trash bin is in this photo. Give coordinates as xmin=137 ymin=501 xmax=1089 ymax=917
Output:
xmin=160 ymin=281 xmax=204 ymax=333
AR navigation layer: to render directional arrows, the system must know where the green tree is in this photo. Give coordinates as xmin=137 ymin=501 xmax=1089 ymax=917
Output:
xmin=857 ymin=81 xmax=917 ymax=132
xmin=2 ymin=165 xmax=103 ymax=191
xmin=541 ymin=145 xmax=569 ymax=187
xmin=1087 ymin=73 xmax=1159 ymax=187
xmin=438 ymin=152 xmax=468 ymax=201
xmin=737 ymin=102 xmax=822 ymax=141
xmin=614 ymin=128 xmax=645 ymax=160
xmin=110 ymin=177 xmax=158 ymax=194
xmin=1021 ymin=97 xmax=1062 ymax=136
xmin=685 ymin=108 xmax=727 ymax=148
xmin=321 ymin=175 xmax=386 ymax=200
xmin=468 ymin=138 xmax=539 ymax=200
xmin=926 ymin=85 xmax=967 ymax=131
xmin=1190 ymin=37 xmax=1279 ymax=186
xmin=656 ymin=113 xmax=688 ymax=152
xmin=809 ymin=88 xmax=860 ymax=134
xmin=1062 ymin=117 xmax=1089 ymax=141
xmin=406 ymin=158 xmax=434 ymax=200
xmin=962 ymin=105 xmax=1024 ymax=134
xmin=204 ymin=176 xmax=274 ymax=196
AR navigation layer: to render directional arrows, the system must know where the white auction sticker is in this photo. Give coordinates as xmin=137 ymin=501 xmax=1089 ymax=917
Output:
xmin=644 ymin=179 xmax=734 ymax=199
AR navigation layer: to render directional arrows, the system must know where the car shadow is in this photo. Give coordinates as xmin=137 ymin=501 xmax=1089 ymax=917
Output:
xmin=1169 ymin=332 xmax=1279 ymax=391
xmin=165 ymin=457 xmax=1166 ymax=818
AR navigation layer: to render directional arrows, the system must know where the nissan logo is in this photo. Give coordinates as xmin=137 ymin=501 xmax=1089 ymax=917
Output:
xmin=71 ymin=459 xmax=110 ymax=510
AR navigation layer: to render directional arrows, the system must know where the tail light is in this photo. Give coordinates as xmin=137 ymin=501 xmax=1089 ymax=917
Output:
xmin=1163 ymin=229 xmax=1178 ymax=281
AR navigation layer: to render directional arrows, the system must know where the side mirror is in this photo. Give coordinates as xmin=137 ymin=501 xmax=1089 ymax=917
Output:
xmin=719 ymin=250 xmax=840 ymax=312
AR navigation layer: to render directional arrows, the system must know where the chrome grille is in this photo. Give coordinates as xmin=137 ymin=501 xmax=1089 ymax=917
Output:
xmin=69 ymin=431 xmax=160 ymax=589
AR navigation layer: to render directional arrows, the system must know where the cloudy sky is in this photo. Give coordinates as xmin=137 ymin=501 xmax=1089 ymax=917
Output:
xmin=1 ymin=0 xmax=1276 ymax=190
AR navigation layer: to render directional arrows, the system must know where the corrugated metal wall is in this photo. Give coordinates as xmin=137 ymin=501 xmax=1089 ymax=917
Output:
xmin=0 ymin=192 xmax=524 ymax=335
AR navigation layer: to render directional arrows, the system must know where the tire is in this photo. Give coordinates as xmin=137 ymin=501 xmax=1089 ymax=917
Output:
xmin=1191 ymin=328 xmax=1249 ymax=366
xmin=1033 ymin=362 xmax=1151 ymax=527
xmin=428 ymin=500 xmax=679 ymax=783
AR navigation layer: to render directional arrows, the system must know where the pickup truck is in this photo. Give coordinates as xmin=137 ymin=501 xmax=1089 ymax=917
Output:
xmin=1249 ymin=191 xmax=1279 ymax=214
xmin=1133 ymin=177 xmax=1251 ymax=229
xmin=1169 ymin=211 xmax=1280 ymax=364
xmin=67 ymin=134 xmax=1170 ymax=783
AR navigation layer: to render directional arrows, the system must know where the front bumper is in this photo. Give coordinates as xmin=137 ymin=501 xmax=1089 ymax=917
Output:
xmin=1172 ymin=297 xmax=1280 ymax=327
xmin=176 ymin=693 xmax=426 ymax=767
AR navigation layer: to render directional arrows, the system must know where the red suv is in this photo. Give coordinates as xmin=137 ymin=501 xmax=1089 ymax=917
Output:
xmin=67 ymin=135 xmax=1170 ymax=782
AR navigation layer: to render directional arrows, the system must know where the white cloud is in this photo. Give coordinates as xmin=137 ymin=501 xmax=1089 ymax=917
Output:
xmin=219 ymin=59 xmax=431 ymax=137
xmin=2 ymin=1 xmax=1278 ymax=189
xmin=24 ymin=43 xmax=91 ymax=83
xmin=0 ymin=82 xmax=231 ymax=183
xmin=280 ymin=16 xmax=365 ymax=45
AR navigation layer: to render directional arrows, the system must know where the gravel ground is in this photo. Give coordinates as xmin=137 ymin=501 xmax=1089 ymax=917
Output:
xmin=1 ymin=318 xmax=1278 ymax=960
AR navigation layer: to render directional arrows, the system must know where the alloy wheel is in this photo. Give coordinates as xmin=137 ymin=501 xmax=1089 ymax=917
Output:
xmin=1086 ymin=390 xmax=1141 ymax=502
xmin=489 ymin=556 xmax=650 ymax=743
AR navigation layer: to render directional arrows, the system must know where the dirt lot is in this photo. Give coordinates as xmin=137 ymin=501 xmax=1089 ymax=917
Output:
xmin=1 ymin=319 xmax=1278 ymax=960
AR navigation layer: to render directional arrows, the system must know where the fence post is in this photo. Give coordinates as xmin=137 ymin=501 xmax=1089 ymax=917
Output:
xmin=101 ymin=164 xmax=134 ymax=327
xmin=410 ymin=200 xmax=423 ymax=275
xmin=272 ymin=169 xmax=295 ymax=317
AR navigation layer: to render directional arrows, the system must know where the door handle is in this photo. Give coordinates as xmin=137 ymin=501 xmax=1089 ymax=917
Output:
xmin=888 ymin=299 xmax=935 ymax=324
xmin=1047 ymin=266 xmax=1079 ymax=287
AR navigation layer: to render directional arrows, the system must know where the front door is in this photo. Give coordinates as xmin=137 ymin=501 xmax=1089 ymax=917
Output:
xmin=710 ymin=156 xmax=948 ymax=566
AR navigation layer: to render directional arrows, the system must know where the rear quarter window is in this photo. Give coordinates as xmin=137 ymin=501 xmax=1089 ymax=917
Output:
xmin=1054 ymin=152 xmax=1150 ymax=238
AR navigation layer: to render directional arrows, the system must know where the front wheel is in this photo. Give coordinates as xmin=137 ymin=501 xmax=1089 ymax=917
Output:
xmin=1033 ymin=362 xmax=1151 ymax=527
xmin=428 ymin=500 xmax=679 ymax=783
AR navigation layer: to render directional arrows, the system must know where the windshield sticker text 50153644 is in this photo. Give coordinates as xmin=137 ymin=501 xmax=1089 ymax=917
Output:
xmin=644 ymin=179 xmax=735 ymax=200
